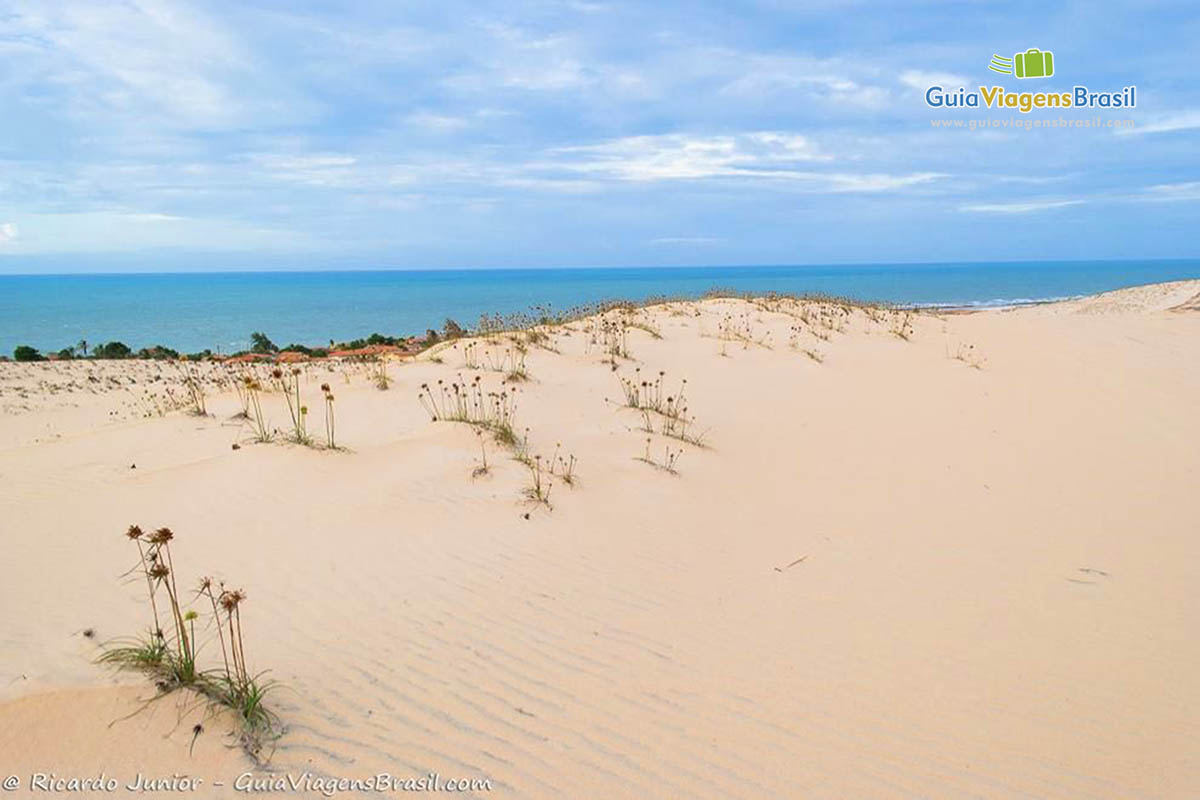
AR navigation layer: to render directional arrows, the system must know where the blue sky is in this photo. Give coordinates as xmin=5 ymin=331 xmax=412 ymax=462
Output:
xmin=0 ymin=0 xmax=1197 ymax=272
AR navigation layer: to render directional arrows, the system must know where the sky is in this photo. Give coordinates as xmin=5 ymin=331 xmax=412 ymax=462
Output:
xmin=0 ymin=0 xmax=1197 ymax=273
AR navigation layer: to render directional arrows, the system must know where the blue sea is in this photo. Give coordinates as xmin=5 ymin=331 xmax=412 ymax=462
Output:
xmin=2 ymin=260 xmax=1198 ymax=356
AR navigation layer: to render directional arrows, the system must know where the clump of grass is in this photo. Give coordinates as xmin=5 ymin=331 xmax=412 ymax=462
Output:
xmin=626 ymin=318 xmax=662 ymax=339
xmin=613 ymin=370 xmax=708 ymax=446
xmin=273 ymin=368 xmax=310 ymax=444
xmin=100 ymin=525 xmax=280 ymax=761
xmin=787 ymin=326 xmax=826 ymax=363
xmin=472 ymin=429 xmax=490 ymax=478
xmin=419 ymin=374 xmax=520 ymax=447
xmin=708 ymin=311 xmax=772 ymax=351
xmin=177 ymin=362 xmax=207 ymax=416
xmin=615 ymin=367 xmax=667 ymax=411
xmin=370 ymin=358 xmax=390 ymax=390
xmin=320 ymin=383 xmax=337 ymax=448
xmin=546 ymin=442 xmax=577 ymax=486
xmin=636 ymin=438 xmax=683 ymax=474
xmin=950 ymin=342 xmax=985 ymax=369
xmin=231 ymin=371 xmax=252 ymax=419
xmin=242 ymin=376 xmax=271 ymax=442
xmin=462 ymin=340 xmax=530 ymax=380
xmin=524 ymin=455 xmax=553 ymax=507
xmin=584 ymin=313 xmax=631 ymax=365
xmin=889 ymin=311 xmax=915 ymax=341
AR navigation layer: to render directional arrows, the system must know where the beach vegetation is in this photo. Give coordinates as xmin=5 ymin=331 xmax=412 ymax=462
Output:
xmin=321 ymin=383 xmax=337 ymax=448
xmin=523 ymin=455 xmax=553 ymax=507
xmin=14 ymin=344 xmax=45 ymax=361
xmin=636 ymin=438 xmax=683 ymax=474
xmin=93 ymin=341 xmax=133 ymax=359
xmin=273 ymin=367 xmax=310 ymax=444
xmin=249 ymin=332 xmax=278 ymax=354
xmin=279 ymin=344 xmax=329 ymax=358
xmin=442 ymin=318 xmax=466 ymax=339
xmin=99 ymin=524 xmax=279 ymax=761
xmin=243 ymin=376 xmax=271 ymax=442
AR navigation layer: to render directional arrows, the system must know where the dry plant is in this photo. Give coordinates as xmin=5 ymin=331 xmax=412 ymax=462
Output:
xmin=950 ymin=342 xmax=985 ymax=369
xmin=232 ymin=371 xmax=252 ymax=419
xmin=889 ymin=311 xmax=915 ymax=341
xmin=177 ymin=362 xmax=207 ymax=416
xmin=524 ymin=455 xmax=553 ymax=506
xmin=273 ymin=368 xmax=310 ymax=444
xmin=472 ymin=429 xmax=490 ymax=478
xmin=787 ymin=326 xmax=825 ymax=363
xmin=714 ymin=312 xmax=773 ymax=350
xmin=99 ymin=525 xmax=279 ymax=760
xmin=419 ymin=375 xmax=521 ymax=447
xmin=320 ymin=382 xmax=338 ymax=448
xmin=546 ymin=441 xmax=577 ymax=486
xmin=242 ymin=376 xmax=271 ymax=442
xmin=462 ymin=340 xmax=529 ymax=381
xmin=636 ymin=437 xmax=683 ymax=474
xmin=614 ymin=369 xmax=707 ymax=446
xmin=370 ymin=358 xmax=390 ymax=390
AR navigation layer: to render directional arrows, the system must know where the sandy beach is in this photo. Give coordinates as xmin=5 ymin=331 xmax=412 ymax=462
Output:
xmin=2 ymin=281 xmax=1198 ymax=799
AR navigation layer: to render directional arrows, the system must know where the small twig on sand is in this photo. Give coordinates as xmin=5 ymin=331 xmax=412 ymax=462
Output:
xmin=773 ymin=555 xmax=808 ymax=572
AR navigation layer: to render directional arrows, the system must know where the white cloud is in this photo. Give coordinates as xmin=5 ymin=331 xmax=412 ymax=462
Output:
xmin=1137 ymin=182 xmax=1200 ymax=201
xmin=961 ymin=199 xmax=1084 ymax=214
xmin=0 ymin=223 xmax=17 ymax=243
xmin=553 ymin=132 xmax=829 ymax=181
xmin=899 ymin=70 xmax=970 ymax=90
xmin=6 ymin=0 xmax=305 ymax=129
xmin=1115 ymin=110 xmax=1200 ymax=136
xmin=650 ymin=236 xmax=724 ymax=245
xmin=825 ymin=172 xmax=944 ymax=192
xmin=0 ymin=213 xmax=308 ymax=254
xmin=405 ymin=111 xmax=470 ymax=132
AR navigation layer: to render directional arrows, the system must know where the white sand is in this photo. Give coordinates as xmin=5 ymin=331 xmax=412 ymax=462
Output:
xmin=2 ymin=281 xmax=1198 ymax=798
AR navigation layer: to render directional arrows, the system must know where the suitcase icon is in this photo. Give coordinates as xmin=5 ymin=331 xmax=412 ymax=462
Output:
xmin=1014 ymin=48 xmax=1054 ymax=79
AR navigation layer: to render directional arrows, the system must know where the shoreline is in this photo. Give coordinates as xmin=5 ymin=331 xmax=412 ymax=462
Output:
xmin=8 ymin=277 xmax=1197 ymax=364
xmin=5 ymin=263 xmax=1200 ymax=357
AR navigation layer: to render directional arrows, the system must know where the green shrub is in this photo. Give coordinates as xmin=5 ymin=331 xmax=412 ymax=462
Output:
xmin=249 ymin=332 xmax=277 ymax=354
xmin=93 ymin=341 xmax=132 ymax=359
xmin=13 ymin=345 xmax=44 ymax=362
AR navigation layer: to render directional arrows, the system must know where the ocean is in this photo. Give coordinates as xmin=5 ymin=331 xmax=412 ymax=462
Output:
xmin=2 ymin=260 xmax=1198 ymax=356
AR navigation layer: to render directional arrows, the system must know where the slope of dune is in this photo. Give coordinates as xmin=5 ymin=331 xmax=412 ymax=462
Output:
xmin=2 ymin=282 xmax=1198 ymax=798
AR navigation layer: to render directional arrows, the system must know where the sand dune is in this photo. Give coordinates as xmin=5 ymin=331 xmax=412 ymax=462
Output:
xmin=2 ymin=281 xmax=1198 ymax=798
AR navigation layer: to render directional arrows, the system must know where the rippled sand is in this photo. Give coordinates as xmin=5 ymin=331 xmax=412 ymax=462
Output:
xmin=2 ymin=281 xmax=1198 ymax=798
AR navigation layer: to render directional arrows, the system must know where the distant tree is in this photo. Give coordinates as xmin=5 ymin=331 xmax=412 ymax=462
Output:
xmin=56 ymin=347 xmax=77 ymax=360
xmin=76 ymin=339 xmax=88 ymax=357
xmin=280 ymin=343 xmax=329 ymax=358
xmin=249 ymin=332 xmax=278 ymax=354
xmin=442 ymin=318 xmax=465 ymax=339
xmin=425 ymin=329 xmax=440 ymax=343
xmin=92 ymin=341 xmax=132 ymax=359
xmin=13 ymin=345 xmax=45 ymax=362
xmin=136 ymin=345 xmax=179 ymax=359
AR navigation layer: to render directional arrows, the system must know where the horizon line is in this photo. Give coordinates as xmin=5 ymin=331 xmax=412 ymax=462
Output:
xmin=2 ymin=256 xmax=1199 ymax=278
